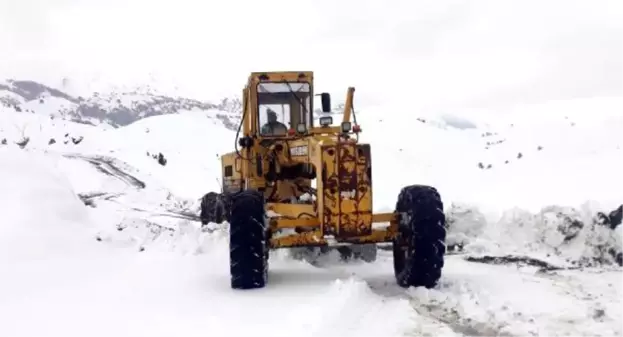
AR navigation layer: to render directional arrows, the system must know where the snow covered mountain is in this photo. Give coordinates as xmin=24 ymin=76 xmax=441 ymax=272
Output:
xmin=0 ymin=79 xmax=242 ymax=129
xmin=1 ymin=77 xmax=621 ymax=336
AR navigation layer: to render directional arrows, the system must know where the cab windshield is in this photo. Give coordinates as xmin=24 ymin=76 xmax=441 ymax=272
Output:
xmin=257 ymin=82 xmax=311 ymax=136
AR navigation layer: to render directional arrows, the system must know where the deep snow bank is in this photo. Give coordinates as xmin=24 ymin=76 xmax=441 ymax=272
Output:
xmin=0 ymin=147 xmax=94 ymax=261
xmin=446 ymin=202 xmax=623 ymax=267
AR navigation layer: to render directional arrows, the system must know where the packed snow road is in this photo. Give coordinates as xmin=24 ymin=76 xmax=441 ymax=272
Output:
xmin=2 ymin=235 xmax=620 ymax=337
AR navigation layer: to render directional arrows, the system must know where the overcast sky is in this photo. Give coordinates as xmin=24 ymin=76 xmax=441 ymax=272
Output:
xmin=0 ymin=0 xmax=621 ymax=111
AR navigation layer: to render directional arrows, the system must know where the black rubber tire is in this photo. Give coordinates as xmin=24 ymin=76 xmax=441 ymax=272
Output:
xmin=334 ymin=246 xmax=352 ymax=261
xmin=229 ymin=190 xmax=269 ymax=290
xmin=392 ymin=185 xmax=446 ymax=288
xmin=200 ymin=192 xmax=227 ymax=225
xmin=610 ymin=205 xmax=622 ymax=230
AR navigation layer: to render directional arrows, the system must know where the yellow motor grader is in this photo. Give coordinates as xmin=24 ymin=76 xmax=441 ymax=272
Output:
xmin=200 ymin=71 xmax=446 ymax=290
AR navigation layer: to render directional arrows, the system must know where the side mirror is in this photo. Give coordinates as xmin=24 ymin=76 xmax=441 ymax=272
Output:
xmin=320 ymin=93 xmax=331 ymax=113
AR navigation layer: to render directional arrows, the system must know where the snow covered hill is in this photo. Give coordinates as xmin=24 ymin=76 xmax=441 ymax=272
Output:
xmin=0 ymin=83 xmax=621 ymax=336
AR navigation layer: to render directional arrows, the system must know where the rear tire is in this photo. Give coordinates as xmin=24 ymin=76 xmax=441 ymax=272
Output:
xmin=229 ymin=191 xmax=268 ymax=290
xmin=200 ymin=192 xmax=228 ymax=225
xmin=610 ymin=205 xmax=622 ymax=229
xmin=392 ymin=185 xmax=446 ymax=288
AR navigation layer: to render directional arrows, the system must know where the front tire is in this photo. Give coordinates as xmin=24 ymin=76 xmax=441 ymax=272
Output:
xmin=392 ymin=185 xmax=446 ymax=288
xmin=229 ymin=191 xmax=268 ymax=289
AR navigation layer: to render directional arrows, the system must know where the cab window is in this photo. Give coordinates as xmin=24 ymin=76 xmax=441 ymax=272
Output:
xmin=259 ymin=104 xmax=290 ymax=136
xmin=257 ymin=82 xmax=311 ymax=136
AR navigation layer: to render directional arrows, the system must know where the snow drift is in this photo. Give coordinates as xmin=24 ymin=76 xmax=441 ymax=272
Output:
xmin=0 ymin=147 xmax=94 ymax=261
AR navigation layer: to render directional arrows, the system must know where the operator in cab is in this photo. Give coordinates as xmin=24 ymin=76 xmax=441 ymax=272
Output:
xmin=261 ymin=108 xmax=288 ymax=136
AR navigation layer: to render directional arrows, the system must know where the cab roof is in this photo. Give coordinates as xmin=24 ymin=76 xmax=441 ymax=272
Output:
xmin=247 ymin=71 xmax=314 ymax=85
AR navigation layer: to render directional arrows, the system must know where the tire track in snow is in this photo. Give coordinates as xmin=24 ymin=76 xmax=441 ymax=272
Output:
xmin=63 ymin=154 xmax=146 ymax=189
xmin=402 ymin=258 xmax=621 ymax=336
xmin=527 ymin=268 xmax=622 ymax=336
xmin=63 ymin=154 xmax=199 ymax=222
xmin=349 ymin=251 xmax=621 ymax=337
xmin=63 ymin=153 xmax=203 ymax=226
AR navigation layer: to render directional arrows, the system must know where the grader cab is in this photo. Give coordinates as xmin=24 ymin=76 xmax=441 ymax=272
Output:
xmin=201 ymin=71 xmax=447 ymax=290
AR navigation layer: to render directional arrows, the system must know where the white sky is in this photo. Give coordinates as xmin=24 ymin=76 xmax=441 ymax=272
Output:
xmin=0 ymin=0 xmax=621 ymax=111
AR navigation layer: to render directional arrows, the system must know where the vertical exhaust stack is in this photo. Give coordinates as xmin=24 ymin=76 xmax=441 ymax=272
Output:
xmin=342 ymin=87 xmax=355 ymax=124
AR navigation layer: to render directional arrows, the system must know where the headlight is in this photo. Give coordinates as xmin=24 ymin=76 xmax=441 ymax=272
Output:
xmin=319 ymin=116 xmax=333 ymax=127
xmin=296 ymin=123 xmax=307 ymax=134
xmin=341 ymin=122 xmax=352 ymax=133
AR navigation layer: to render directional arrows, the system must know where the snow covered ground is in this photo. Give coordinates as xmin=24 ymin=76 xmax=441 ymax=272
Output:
xmin=0 ymin=92 xmax=621 ymax=336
